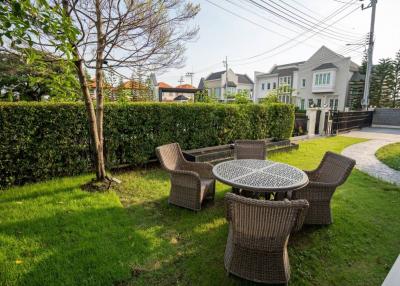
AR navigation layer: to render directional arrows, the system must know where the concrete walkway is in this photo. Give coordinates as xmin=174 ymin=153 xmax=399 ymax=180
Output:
xmin=341 ymin=127 xmax=400 ymax=186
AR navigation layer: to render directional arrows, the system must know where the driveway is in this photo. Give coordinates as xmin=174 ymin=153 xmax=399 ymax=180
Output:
xmin=341 ymin=127 xmax=400 ymax=185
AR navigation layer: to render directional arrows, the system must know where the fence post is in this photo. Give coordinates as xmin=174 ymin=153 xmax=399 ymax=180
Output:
xmin=319 ymin=107 xmax=330 ymax=135
xmin=306 ymin=108 xmax=319 ymax=136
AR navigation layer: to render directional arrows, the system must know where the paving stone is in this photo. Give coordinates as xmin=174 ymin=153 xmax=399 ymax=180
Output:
xmin=341 ymin=128 xmax=400 ymax=186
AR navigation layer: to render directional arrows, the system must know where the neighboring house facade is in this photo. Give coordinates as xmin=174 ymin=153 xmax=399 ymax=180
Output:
xmin=254 ymin=61 xmax=304 ymax=104
xmin=200 ymin=69 xmax=254 ymax=101
xmin=254 ymin=46 xmax=365 ymax=111
xmin=158 ymin=83 xmax=199 ymax=102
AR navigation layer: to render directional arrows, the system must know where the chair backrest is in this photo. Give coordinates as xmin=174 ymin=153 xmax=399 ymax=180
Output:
xmin=234 ymin=140 xmax=266 ymax=160
xmin=225 ymin=193 xmax=309 ymax=251
xmin=156 ymin=143 xmax=185 ymax=172
xmin=316 ymin=151 xmax=356 ymax=185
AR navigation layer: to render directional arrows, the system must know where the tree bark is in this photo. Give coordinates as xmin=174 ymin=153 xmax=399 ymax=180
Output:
xmin=62 ymin=0 xmax=106 ymax=181
xmin=74 ymin=57 xmax=105 ymax=180
xmin=94 ymin=0 xmax=106 ymax=180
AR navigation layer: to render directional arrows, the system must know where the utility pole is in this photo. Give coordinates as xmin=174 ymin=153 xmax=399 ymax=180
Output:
xmin=178 ymin=76 xmax=185 ymax=85
xmin=223 ymin=56 xmax=228 ymax=102
xmin=361 ymin=0 xmax=377 ymax=110
xmin=185 ymin=72 xmax=194 ymax=86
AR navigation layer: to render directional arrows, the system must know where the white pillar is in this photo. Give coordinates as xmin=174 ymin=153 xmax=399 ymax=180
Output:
xmin=306 ymin=108 xmax=319 ymax=136
xmin=319 ymin=107 xmax=330 ymax=135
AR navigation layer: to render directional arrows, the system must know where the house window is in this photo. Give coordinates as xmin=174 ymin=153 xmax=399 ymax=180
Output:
xmin=329 ymin=99 xmax=339 ymax=110
xmin=267 ymin=83 xmax=271 ymax=90
xmin=314 ymin=72 xmax=331 ymax=86
xmin=317 ymin=99 xmax=321 ymax=107
xmin=279 ymin=76 xmax=292 ymax=92
xmin=308 ymin=99 xmax=314 ymax=108
xmin=301 ymin=79 xmax=306 ymax=88
xmin=227 ymin=87 xmax=236 ymax=94
xmin=261 ymin=83 xmax=265 ymax=90
xmin=214 ymin=87 xmax=221 ymax=98
xmin=273 ymin=82 xmax=277 ymax=89
xmin=300 ymin=99 xmax=305 ymax=110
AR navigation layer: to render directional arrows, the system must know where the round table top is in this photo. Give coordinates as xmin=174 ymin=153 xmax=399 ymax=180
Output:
xmin=212 ymin=159 xmax=309 ymax=192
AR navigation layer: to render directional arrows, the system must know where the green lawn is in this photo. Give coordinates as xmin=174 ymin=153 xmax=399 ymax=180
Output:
xmin=1 ymin=136 xmax=399 ymax=286
xmin=376 ymin=142 xmax=400 ymax=171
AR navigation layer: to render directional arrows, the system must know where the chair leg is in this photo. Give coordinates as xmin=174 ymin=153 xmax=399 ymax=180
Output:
xmin=232 ymin=187 xmax=241 ymax=195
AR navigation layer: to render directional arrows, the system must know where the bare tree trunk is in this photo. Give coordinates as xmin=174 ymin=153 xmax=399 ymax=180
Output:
xmin=62 ymin=0 xmax=106 ymax=181
xmin=74 ymin=57 xmax=105 ymax=180
xmin=94 ymin=0 xmax=107 ymax=180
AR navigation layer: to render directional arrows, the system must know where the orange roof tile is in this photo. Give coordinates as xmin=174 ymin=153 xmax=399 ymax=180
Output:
xmin=158 ymin=82 xmax=172 ymax=88
xmin=120 ymin=80 xmax=147 ymax=90
xmin=176 ymin=84 xmax=196 ymax=89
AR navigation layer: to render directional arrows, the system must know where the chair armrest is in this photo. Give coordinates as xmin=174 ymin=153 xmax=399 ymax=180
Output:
xmin=293 ymin=201 xmax=309 ymax=231
xmin=307 ymin=181 xmax=338 ymax=189
xmin=304 ymin=169 xmax=319 ymax=180
xmin=293 ymin=182 xmax=337 ymax=202
xmin=170 ymin=170 xmax=201 ymax=189
xmin=181 ymin=161 xmax=214 ymax=179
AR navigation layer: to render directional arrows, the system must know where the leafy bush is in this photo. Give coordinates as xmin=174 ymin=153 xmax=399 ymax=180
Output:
xmin=233 ymin=90 xmax=251 ymax=104
xmin=0 ymin=102 xmax=294 ymax=187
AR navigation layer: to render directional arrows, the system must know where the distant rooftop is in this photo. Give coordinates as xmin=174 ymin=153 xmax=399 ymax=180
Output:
xmin=205 ymin=71 xmax=254 ymax=84
xmin=313 ymin=63 xmax=338 ymax=71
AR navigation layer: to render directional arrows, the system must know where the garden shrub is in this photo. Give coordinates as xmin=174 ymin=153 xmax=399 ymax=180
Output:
xmin=0 ymin=102 xmax=294 ymax=187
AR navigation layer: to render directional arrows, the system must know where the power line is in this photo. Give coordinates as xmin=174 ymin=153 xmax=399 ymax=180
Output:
xmin=230 ymin=3 xmax=362 ymax=64
xmin=193 ymin=0 xmax=362 ymax=76
xmin=288 ymin=0 xmax=362 ymax=36
xmin=274 ymin=0 xmax=362 ymax=38
xmin=245 ymin=0 xmax=359 ymax=43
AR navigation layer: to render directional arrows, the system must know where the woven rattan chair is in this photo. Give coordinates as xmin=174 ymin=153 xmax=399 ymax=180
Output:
xmin=233 ymin=140 xmax=267 ymax=197
xmin=156 ymin=143 xmax=215 ymax=211
xmin=224 ymin=193 xmax=309 ymax=285
xmin=234 ymin=139 xmax=266 ymax=160
xmin=292 ymin=151 xmax=356 ymax=225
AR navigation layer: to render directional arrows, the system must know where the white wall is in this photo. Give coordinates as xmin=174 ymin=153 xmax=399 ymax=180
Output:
xmin=296 ymin=46 xmax=355 ymax=111
xmin=254 ymin=72 xmax=278 ymax=102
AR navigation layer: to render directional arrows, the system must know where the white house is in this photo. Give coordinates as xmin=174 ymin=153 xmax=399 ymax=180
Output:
xmin=199 ymin=69 xmax=254 ymax=101
xmin=254 ymin=46 xmax=365 ymax=111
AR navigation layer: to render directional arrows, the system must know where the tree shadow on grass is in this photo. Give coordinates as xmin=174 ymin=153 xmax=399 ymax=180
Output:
xmin=0 ymin=205 xmax=173 ymax=286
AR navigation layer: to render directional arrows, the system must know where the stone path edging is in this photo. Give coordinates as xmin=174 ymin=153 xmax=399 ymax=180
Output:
xmin=341 ymin=128 xmax=400 ymax=186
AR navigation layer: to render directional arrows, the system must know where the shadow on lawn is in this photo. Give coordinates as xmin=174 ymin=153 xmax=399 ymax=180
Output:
xmin=0 ymin=173 xmax=322 ymax=286
xmin=0 ymin=205 xmax=170 ymax=285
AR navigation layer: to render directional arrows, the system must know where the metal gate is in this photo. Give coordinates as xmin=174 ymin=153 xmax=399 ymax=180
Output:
xmin=325 ymin=110 xmax=373 ymax=134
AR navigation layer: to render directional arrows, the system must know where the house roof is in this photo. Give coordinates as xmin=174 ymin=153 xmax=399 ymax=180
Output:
xmin=87 ymin=79 xmax=112 ymax=89
xmin=176 ymin=84 xmax=197 ymax=89
xmin=237 ymin=74 xmax=254 ymax=84
xmin=205 ymin=71 xmax=254 ymax=84
xmin=227 ymin=81 xmax=237 ymax=87
xmin=350 ymin=72 xmax=366 ymax=82
xmin=312 ymin=63 xmax=338 ymax=71
xmin=256 ymin=61 xmax=305 ymax=78
xmin=198 ymin=77 xmax=205 ymax=89
xmin=206 ymin=71 xmax=225 ymax=81
xmin=174 ymin=95 xmax=189 ymax=101
xmin=121 ymin=80 xmax=147 ymax=90
xmin=158 ymin=82 xmax=172 ymax=88
xmin=272 ymin=67 xmax=300 ymax=77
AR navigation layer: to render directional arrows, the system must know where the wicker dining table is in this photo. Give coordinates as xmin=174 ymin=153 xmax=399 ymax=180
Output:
xmin=212 ymin=159 xmax=309 ymax=197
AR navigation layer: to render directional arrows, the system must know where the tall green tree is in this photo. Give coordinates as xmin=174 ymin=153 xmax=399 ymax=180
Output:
xmin=388 ymin=50 xmax=400 ymax=107
xmin=369 ymin=58 xmax=393 ymax=107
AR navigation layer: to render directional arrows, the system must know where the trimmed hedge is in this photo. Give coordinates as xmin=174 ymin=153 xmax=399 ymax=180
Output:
xmin=0 ymin=102 xmax=294 ymax=187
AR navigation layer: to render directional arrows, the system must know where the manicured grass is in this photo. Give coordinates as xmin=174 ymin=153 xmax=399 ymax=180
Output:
xmin=376 ymin=142 xmax=400 ymax=171
xmin=1 ymin=136 xmax=399 ymax=285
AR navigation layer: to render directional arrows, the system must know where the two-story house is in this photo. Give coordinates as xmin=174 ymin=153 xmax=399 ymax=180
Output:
xmin=254 ymin=61 xmax=304 ymax=104
xmin=199 ymin=69 xmax=254 ymax=101
xmin=254 ymin=46 xmax=365 ymax=111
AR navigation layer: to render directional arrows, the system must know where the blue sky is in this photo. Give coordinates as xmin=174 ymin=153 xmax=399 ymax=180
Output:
xmin=156 ymin=0 xmax=400 ymax=87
